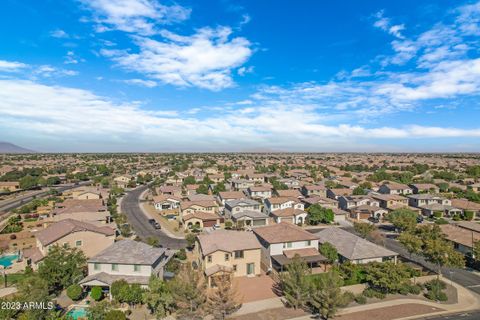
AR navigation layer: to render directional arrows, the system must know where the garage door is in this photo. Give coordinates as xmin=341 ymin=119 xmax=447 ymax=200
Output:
xmin=203 ymin=219 xmax=216 ymax=227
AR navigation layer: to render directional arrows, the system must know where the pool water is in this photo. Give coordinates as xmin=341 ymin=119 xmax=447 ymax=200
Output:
xmin=0 ymin=254 xmax=19 ymax=268
xmin=67 ymin=307 xmax=88 ymax=320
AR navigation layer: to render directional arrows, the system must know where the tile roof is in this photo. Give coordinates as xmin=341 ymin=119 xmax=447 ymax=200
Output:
xmin=197 ymin=230 xmax=261 ymax=255
xmin=36 ymin=219 xmax=114 ymax=246
xmin=88 ymin=239 xmax=167 ymax=265
xmin=253 ymin=222 xmax=318 ymax=244
xmin=315 ymin=227 xmax=397 ymax=260
xmin=183 ymin=211 xmax=220 ymax=221
xmin=271 ymin=207 xmax=306 ymax=217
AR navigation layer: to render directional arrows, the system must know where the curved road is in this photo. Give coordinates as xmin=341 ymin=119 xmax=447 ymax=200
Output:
xmin=121 ymin=185 xmax=187 ymax=250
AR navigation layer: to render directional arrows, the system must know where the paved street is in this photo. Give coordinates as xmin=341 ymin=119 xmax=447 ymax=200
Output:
xmin=421 ymin=310 xmax=480 ymax=320
xmin=121 ymin=185 xmax=187 ymax=250
xmin=0 ymin=181 xmax=91 ymax=215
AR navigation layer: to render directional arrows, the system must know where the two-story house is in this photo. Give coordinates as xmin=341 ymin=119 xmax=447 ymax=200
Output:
xmin=264 ymin=197 xmax=304 ymax=215
xmin=378 ymin=182 xmax=413 ymax=195
xmin=79 ymin=240 xmax=173 ymax=292
xmin=253 ymin=223 xmax=323 ymax=272
xmin=224 ymin=199 xmax=261 ymax=218
xmin=196 ymin=230 xmax=262 ymax=287
xmin=301 ymin=184 xmax=326 ymax=197
xmin=247 ymin=186 xmax=272 ymax=200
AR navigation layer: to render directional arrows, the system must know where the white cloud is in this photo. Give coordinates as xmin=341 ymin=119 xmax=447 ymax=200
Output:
xmin=50 ymin=29 xmax=69 ymax=38
xmin=102 ymin=26 xmax=252 ymax=90
xmin=33 ymin=65 xmax=79 ymax=77
xmin=80 ymin=0 xmax=191 ymax=35
xmin=122 ymin=78 xmax=157 ymax=87
xmin=237 ymin=66 xmax=254 ymax=76
xmin=373 ymin=10 xmax=405 ymax=39
xmin=0 ymin=79 xmax=479 ymax=152
xmin=0 ymin=60 xmax=27 ymax=72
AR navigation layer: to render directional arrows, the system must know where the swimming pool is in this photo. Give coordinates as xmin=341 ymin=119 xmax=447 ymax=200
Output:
xmin=0 ymin=254 xmax=19 ymax=268
xmin=66 ymin=306 xmax=88 ymax=320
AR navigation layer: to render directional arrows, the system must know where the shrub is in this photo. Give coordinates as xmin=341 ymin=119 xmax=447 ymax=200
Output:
xmin=105 ymin=310 xmax=126 ymax=320
xmin=408 ymin=284 xmax=422 ymax=295
xmin=176 ymin=248 xmax=187 ymax=260
xmin=425 ymin=289 xmax=448 ymax=301
xmin=354 ymin=294 xmax=367 ymax=304
xmin=224 ymin=220 xmax=233 ymax=229
xmin=340 ymin=291 xmax=355 ymax=307
xmin=90 ymin=286 xmax=103 ymax=301
xmin=362 ymin=288 xmax=386 ymax=299
xmin=424 ymin=279 xmax=446 ymax=291
xmin=464 ymin=211 xmax=474 ymax=221
xmin=434 ymin=218 xmax=449 ymax=225
xmin=66 ymin=284 xmax=83 ymax=301
xmin=433 ymin=211 xmax=443 ymax=218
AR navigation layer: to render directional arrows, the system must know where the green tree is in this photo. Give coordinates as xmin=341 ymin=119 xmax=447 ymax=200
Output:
xmin=111 ymin=279 xmax=129 ymax=302
xmin=91 ymin=286 xmax=103 ymax=301
xmin=38 ymin=244 xmax=87 ymax=294
xmin=352 ymin=186 xmax=367 ymax=195
xmin=196 ymin=184 xmax=209 ymax=195
xmin=206 ymin=276 xmax=242 ymax=320
xmin=183 ymin=176 xmax=196 ymax=186
xmin=280 ymin=255 xmax=311 ymax=309
xmin=87 ymin=300 xmax=110 ymax=320
xmin=354 ymin=222 xmax=375 ymax=239
xmin=169 ymin=263 xmax=207 ymax=320
xmin=121 ymin=284 xmax=144 ymax=306
xmin=186 ymin=233 xmax=197 ymax=249
xmin=17 ymin=275 xmax=54 ymax=320
xmin=19 ymin=175 xmax=38 ymax=189
xmin=364 ymin=262 xmax=411 ymax=294
xmin=388 ymin=208 xmax=418 ymax=232
xmin=398 ymin=232 xmax=422 ymax=258
xmin=319 ymin=242 xmax=338 ymax=268
xmin=105 ymin=310 xmax=126 ymax=320
xmin=307 ymin=205 xmax=334 ymax=225
xmin=474 ymin=240 xmax=480 ymax=261
xmin=213 ymin=182 xmax=226 ymax=194
xmin=310 ymin=271 xmax=346 ymax=319
xmin=144 ymin=276 xmax=174 ymax=319
xmin=66 ymin=284 xmax=83 ymax=301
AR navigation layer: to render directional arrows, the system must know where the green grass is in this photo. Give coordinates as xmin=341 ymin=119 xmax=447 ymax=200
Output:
xmin=5 ymin=272 xmax=28 ymax=287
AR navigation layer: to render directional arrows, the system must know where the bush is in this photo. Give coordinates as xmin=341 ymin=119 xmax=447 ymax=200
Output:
xmin=176 ymin=248 xmax=187 ymax=260
xmin=464 ymin=211 xmax=474 ymax=221
xmin=66 ymin=284 xmax=83 ymax=301
xmin=362 ymin=288 xmax=386 ymax=299
xmin=105 ymin=310 xmax=126 ymax=320
xmin=354 ymin=294 xmax=367 ymax=304
xmin=433 ymin=211 xmax=443 ymax=218
xmin=341 ymin=291 xmax=355 ymax=307
xmin=90 ymin=286 xmax=103 ymax=301
xmin=425 ymin=289 xmax=448 ymax=301
xmin=225 ymin=220 xmax=233 ymax=229
xmin=408 ymin=284 xmax=422 ymax=295
xmin=434 ymin=218 xmax=449 ymax=225
xmin=424 ymin=279 xmax=446 ymax=291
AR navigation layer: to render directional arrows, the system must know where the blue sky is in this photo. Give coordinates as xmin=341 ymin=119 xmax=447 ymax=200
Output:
xmin=1 ymin=0 xmax=480 ymax=152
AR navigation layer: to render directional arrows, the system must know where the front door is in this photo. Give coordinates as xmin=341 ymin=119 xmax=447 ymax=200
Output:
xmin=246 ymin=263 xmax=255 ymax=275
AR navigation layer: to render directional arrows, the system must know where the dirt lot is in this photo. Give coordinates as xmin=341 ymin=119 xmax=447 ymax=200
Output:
xmin=231 ymin=307 xmax=308 ymax=320
xmin=233 ymin=274 xmax=280 ymax=303
xmin=336 ymin=303 xmax=444 ymax=320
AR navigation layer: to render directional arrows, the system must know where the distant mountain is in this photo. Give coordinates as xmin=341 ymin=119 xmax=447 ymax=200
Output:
xmin=0 ymin=142 xmax=36 ymax=153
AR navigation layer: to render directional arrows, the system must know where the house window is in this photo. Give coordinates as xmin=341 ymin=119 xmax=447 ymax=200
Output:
xmin=94 ymin=263 xmax=100 ymax=271
xmin=75 ymin=240 xmax=82 ymax=247
xmin=207 ymin=255 xmax=212 ymax=263
xmin=233 ymin=265 xmax=237 ymax=272
xmin=225 ymin=253 xmax=230 ymax=261
xmin=283 ymin=242 xmax=293 ymax=249
xmin=234 ymin=250 xmax=244 ymax=259
xmin=305 ymin=240 xmax=311 ymax=246
xmin=111 ymin=264 xmax=119 ymax=271
xmin=134 ymin=265 xmax=141 ymax=272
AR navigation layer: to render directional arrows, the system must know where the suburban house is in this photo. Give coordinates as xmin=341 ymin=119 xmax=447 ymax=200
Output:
xmin=410 ymin=183 xmax=440 ymax=194
xmin=378 ymin=182 xmax=413 ymax=195
xmin=301 ymin=184 xmax=326 ymax=197
xmin=407 ymin=194 xmax=451 ymax=208
xmin=157 ymin=185 xmax=182 ymax=197
xmin=302 ymin=196 xmax=338 ymax=209
xmin=185 ymin=184 xmax=199 ymax=196
xmin=278 ymin=178 xmax=301 ymax=189
xmin=0 ymin=181 xmax=20 ymax=193
xmin=419 ymin=203 xmax=462 ymax=217
xmin=245 ymin=173 xmax=268 ymax=183
xmin=247 ymin=186 xmax=272 ymax=200
xmin=370 ymin=194 xmax=409 ymax=210
xmin=231 ymin=211 xmax=269 ymax=228
xmin=264 ymin=197 xmax=304 ymax=215
xmin=451 ymin=199 xmax=480 ymax=218
xmin=196 ymin=230 xmax=262 ymax=286
xmin=152 ymin=195 xmax=181 ymax=212
xmin=315 ymin=227 xmax=398 ymax=264
xmin=349 ymin=205 xmax=388 ymax=221
xmin=326 ymin=188 xmax=353 ymax=199
xmin=180 ymin=200 xmax=218 ymax=216
xmin=113 ymin=175 xmax=132 ymax=188
xmin=338 ymin=195 xmax=380 ymax=211
xmin=50 ymin=199 xmax=110 ymax=225
xmin=79 ymin=240 xmax=173 ymax=291
xmin=439 ymin=222 xmax=480 ymax=255
xmin=230 ymin=178 xmax=255 ymax=191
xmin=25 ymin=219 xmax=115 ymax=268
xmin=182 ymin=211 xmax=222 ymax=230
xmin=275 ymin=189 xmax=303 ymax=199
xmin=468 ymin=183 xmax=480 ymax=192
xmin=217 ymin=191 xmax=246 ymax=206
xmin=270 ymin=207 xmax=308 ymax=224
xmin=224 ymin=199 xmax=261 ymax=218
xmin=253 ymin=223 xmax=324 ymax=272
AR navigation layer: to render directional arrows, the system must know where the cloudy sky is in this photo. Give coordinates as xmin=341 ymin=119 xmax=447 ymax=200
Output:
xmin=1 ymin=0 xmax=480 ymax=152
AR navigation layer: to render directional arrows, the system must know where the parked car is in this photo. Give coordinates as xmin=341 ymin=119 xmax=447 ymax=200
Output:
xmin=148 ymin=219 xmax=161 ymax=229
